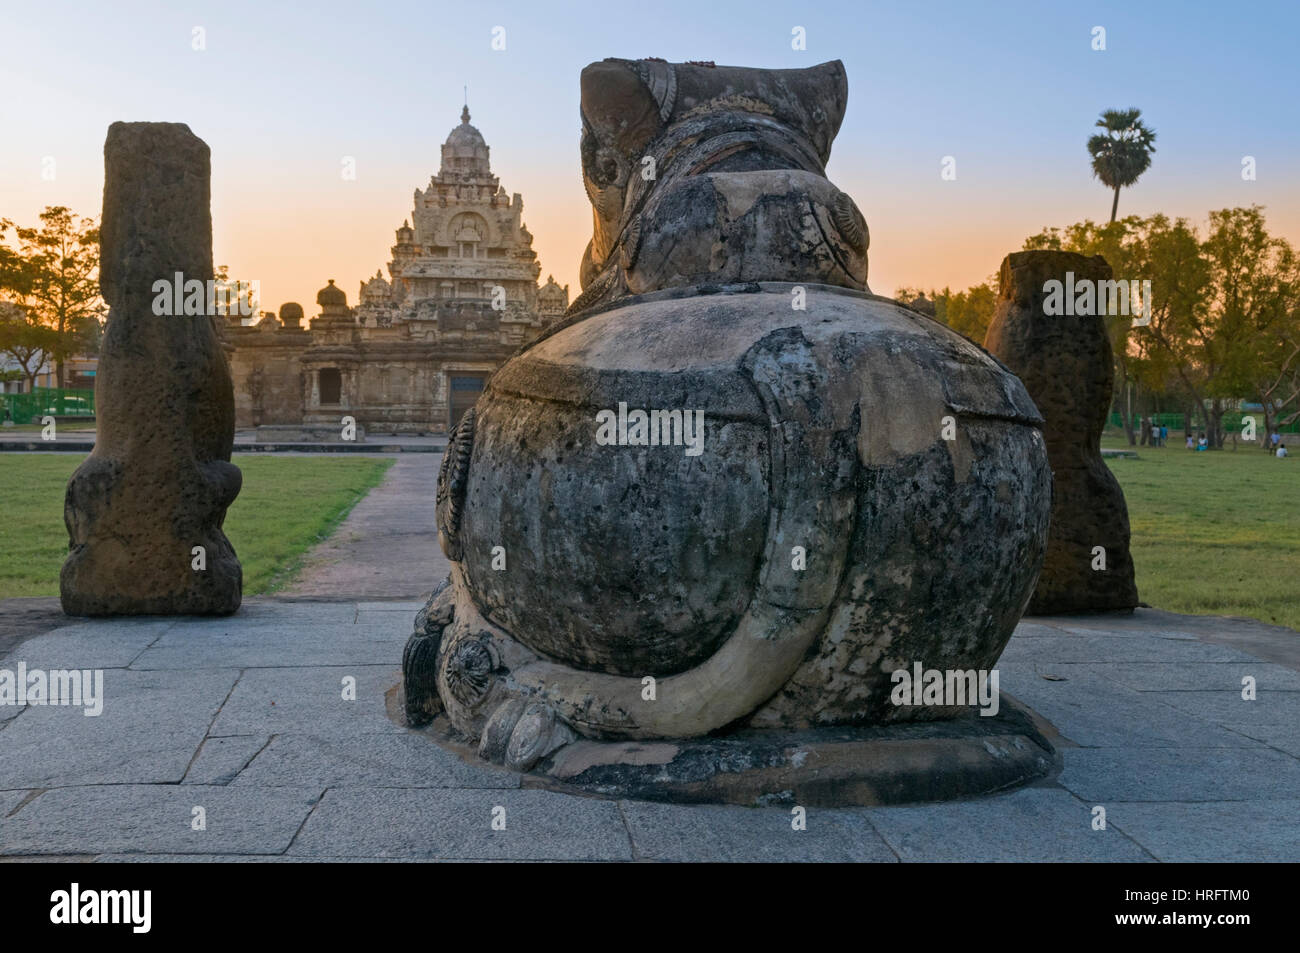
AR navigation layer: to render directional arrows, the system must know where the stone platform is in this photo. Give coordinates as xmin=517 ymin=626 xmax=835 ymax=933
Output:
xmin=396 ymin=692 xmax=1059 ymax=808
xmin=255 ymin=424 xmax=367 ymax=444
xmin=0 ymin=599 xmax=1296 ymax=861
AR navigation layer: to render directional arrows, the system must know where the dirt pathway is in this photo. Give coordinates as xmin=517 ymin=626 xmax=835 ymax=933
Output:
xmin=280 ymin=455 xmax=448 ymax=600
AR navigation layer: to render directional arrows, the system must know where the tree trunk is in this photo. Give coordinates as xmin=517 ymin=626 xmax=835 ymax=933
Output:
xmin=1110 ymin=185 xmax=1121 ymax=223
xmin=1122 ymin=378 xmax=1136 ymax=445
xmin=1207 ymin=401 xmax=1224 ymax=448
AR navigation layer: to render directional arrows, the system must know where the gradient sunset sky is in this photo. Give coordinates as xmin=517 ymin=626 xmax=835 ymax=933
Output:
xmin=3 ymin=0 xmax=1297 ymax=314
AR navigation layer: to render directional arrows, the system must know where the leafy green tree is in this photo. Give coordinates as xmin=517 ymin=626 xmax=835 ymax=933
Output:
xmin=1088 ymin=108 xmax=1157 ymax=223
xmin=895 ymin=280 xmax=997 ymax=344
xmin=15 ymin=207 xmax=101 ymax=388
xmin=1255 ymin=325 xmax=1300 ymax=432
xmin=1068 ymin=207 xmax=1296 ymax=448
xmin=911 ymin=207 xmax=1297 ymax=451
xmin=1198 ymin=207 xmax=1299 ymax=441
xmin=0 ymin=219 xmax=28 ymax=298
xmin=1126 ymin=214 xmax=1214 ymax=440
xmin=895 ymin=287 xmax=936 ymax=318
xmin=1 ymin=220 xmax=49 ymax=390
xmin=0 ymin=301 xmax=60 ymax=391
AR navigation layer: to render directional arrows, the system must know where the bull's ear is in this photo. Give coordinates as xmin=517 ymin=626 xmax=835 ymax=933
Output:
xmin=791 ymin=59 xmax=848 ymax=162
xmin=578 ymin=238 xmax=599 ymax=291
xmin=815 ymin=60 xmax=848 ymax=129
xmin=579 ymin=59 xmax=665 ymax=171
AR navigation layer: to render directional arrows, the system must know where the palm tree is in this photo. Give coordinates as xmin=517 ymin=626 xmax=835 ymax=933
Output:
xmin=1087 ymin=108 xmax=1157 ymax=222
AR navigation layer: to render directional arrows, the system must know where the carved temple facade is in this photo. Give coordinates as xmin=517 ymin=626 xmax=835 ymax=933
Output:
xmin=226 ymin=106 xmax=568 ymax=433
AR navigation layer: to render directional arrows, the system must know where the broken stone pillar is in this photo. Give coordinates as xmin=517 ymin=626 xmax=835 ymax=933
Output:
xmin=983 ymin=250 xmax=1138 ymax=614
xmin=61 ymin=122 xmax=242 ymax=616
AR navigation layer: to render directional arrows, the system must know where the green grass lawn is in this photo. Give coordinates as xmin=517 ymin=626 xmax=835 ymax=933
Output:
xmin=1101 ymin=432 xmax=1299 ymax=631
xmin=0 ymin=455 xmax=392 ymax=599
xmin=1 ymin=441 xmax=1295 ymax=632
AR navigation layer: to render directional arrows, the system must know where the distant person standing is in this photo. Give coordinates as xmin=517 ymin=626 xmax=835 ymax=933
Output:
xmin=1186 ymin=433 xmax=1195 ymax=450
xmin=1160 ymin=424 xmax=1168 ymax=447
xmin=1271 ymin=431 xmax=1282 ymax=452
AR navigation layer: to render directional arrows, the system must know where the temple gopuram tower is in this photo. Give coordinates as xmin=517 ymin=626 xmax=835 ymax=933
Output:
xmin=228 ymin=105 xmax=568 ymax=434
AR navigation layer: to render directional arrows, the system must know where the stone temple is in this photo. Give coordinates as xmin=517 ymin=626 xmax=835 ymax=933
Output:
xmin=226 ymin=106 xmax=569 ymax=433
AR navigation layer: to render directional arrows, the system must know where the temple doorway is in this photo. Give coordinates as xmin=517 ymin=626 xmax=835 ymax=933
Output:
xmin=448 ymin=372 xmax=488 ymax=429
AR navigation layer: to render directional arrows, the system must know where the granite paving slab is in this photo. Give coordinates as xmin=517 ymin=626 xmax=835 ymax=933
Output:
xmin=1106 ymin=800 xmax=1300 ymax=862
xmin=231 ymin=732 xmax=520 ymax=789
xmin=0 ymin=668 xmax=239 ymax=787
xmin=0 ymin=785 xmax=321 ymax=856
xmin=619 ymin=801 xmax=898 ymax=862
xmin=184 ymin=735 xmax=273 ymax=785
xmin=1058 ymin=746 xmax=1300 ymax=802
xmin=0 ymin=602 xmax=1294 ymax=861
xmin=1143 ymin=689 xmax=1300 ymax=728
xmin=207 ymin=665 xmax=404 ymax=737
xmin=862 ymin=787 xmax=1154 ymax=862
xmin=1000 ymin=671 xmax=1254 ymax=748
xmin=287 ymin=787 xmax=632 ymax=861
xmin=131 ymin=624 xmax=404 ymax=669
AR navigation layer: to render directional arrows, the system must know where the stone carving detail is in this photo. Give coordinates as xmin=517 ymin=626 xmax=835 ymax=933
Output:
xmin=443 ymin=635 xmax=498 ymax=707
xmin=630 ymin=59 xmax=677 ymax=122
xmin=61 ymin=122 xmax=242 ymax=616
xmin=436 ymin=407 xmax=475 ymax=561
xmin=403 ymin=59 xmax=1053 ymax=777
xmin=983 ymin=250 xmax=1139 ymax=613
xmin=404 ymin=578 xmax=454 ymax=726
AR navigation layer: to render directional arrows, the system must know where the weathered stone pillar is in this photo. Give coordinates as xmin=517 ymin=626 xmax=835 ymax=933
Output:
xmin=61 ymin=122 xmax=242 ymax=616
xmin=983 ymin=250 xmax=1138 ymax=613
xmin=344 ymin=367 xmax=357 ymax=408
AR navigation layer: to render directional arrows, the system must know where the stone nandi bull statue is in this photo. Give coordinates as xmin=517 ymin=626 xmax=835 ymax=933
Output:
xmin=402 ymin=58 xmax=1052 ymax=792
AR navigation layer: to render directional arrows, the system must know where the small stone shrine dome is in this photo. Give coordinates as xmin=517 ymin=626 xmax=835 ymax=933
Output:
xmin=279 ymin=302 xmax=304 ymax=328
xmin=317 ymin=279 xmax=347 ymax=309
